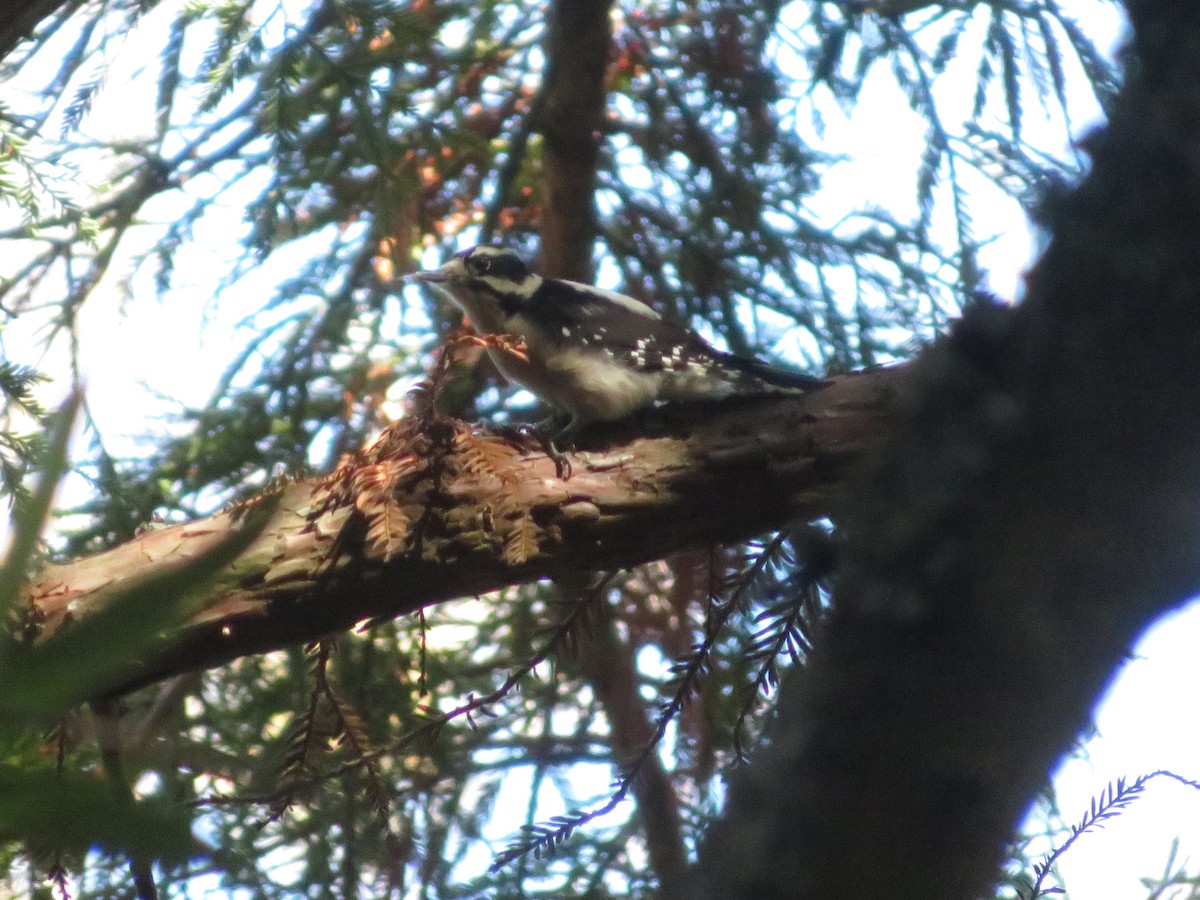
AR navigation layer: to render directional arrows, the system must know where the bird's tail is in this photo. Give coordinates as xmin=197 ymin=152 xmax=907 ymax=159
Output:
xmin=721 ymin=352 xmax=828 ymax=392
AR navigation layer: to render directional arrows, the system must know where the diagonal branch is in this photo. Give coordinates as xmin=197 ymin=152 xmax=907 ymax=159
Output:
xmin=22 ymin=368 xmax=898 ymax=700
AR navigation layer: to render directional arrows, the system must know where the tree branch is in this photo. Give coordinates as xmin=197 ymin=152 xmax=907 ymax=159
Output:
xmin=23 ymin=368 xmax=897 ymax=699
xmin=0 ymin=0 xmax=74 ymax=63
xmin=536 ymin=0 xmax=613 ymax=281
xmin=573 ymin=598 xmax=687 ymax=879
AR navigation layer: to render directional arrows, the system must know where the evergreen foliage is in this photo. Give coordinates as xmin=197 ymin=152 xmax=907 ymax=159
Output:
xmin=0 ymin=1 xmax=1147 ymax=897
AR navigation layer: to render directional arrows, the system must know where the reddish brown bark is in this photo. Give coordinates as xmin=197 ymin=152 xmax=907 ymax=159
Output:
xmin=23 ymin=367 xmax=898 ymax=699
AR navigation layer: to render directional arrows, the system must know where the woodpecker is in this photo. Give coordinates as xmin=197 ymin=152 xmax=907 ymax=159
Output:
xmin=409 ymin=245 xmax=825 ymax=431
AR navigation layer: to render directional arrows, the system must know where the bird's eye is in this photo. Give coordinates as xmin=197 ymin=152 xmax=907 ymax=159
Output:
xmin=465 ymin=248 xmax=529 ymax=282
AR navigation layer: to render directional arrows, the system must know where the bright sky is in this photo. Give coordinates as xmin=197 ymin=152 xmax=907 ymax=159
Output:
xmin=1049 ymin=606 xmax=1200 ymax=897
xmin=7 ymin=2 xmax=1200 ymax=897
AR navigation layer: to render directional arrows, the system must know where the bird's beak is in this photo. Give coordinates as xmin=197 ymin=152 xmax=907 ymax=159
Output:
xmin=406 ymin=258 xmax=465 ymax=284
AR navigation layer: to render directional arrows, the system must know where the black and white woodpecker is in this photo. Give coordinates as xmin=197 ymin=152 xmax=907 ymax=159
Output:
xmin=409 ymin=245 xmax=825 ymax=432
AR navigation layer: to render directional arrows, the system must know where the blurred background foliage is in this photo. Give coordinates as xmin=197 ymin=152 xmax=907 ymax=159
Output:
xmin=0 ymin=0 xmax=1124 ymax=896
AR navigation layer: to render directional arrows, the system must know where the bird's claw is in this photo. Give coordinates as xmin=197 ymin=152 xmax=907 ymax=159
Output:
xmin=543 ymin=435 xmax=573 ymax=480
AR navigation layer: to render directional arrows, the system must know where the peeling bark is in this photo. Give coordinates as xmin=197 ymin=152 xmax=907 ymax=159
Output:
xmin=23 ymin=367 xmax=899 ymax=699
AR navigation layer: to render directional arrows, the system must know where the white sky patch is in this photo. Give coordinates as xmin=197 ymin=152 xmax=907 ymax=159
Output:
xmin=1024 ymin=602 xmax=1200 ymax=897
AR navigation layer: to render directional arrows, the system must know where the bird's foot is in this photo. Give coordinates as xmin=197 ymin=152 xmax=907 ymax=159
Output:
xmin=538 ymin=416 xmax=577 ymax=480
xmin=483 ymin=418 xmax=574 ymax=479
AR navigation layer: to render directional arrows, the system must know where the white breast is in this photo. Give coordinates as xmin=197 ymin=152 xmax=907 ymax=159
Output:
xmin=483 ymin=313 xmax=660 ymax=424
xmin=548 ymin=351 xmax=661 ymax=422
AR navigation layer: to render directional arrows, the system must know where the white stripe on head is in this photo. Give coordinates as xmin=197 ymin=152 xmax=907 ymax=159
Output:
xmin=477 ymin=271 xmax=543 ymax=298
xmin=465 ymin=245 xmax=515 ymax=260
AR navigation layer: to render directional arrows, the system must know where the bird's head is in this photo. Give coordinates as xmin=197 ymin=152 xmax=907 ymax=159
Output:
xmin=409 ymin=246 xmax=543 ymax=334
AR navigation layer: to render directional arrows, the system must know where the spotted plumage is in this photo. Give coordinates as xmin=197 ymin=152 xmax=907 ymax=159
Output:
xmin=410 ymin=245 xmax=825 ymax=429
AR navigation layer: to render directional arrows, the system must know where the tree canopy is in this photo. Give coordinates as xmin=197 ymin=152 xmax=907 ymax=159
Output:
xmin=9 ymin=1 xmax=1196 ymax=899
